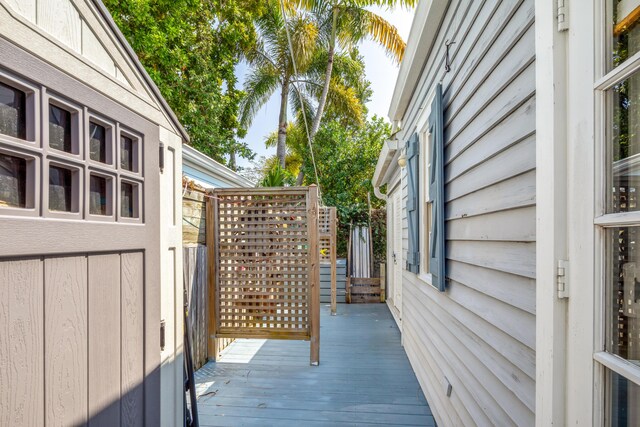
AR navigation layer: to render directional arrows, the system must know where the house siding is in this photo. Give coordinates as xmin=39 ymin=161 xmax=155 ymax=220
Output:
xmin=395 ymin=1 xmax=536 ymax=425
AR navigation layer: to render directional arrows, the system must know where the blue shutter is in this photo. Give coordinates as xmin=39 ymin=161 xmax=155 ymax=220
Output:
xmin=429 ymin=84 xmax=446 ymax=291
xmin=406 ymin=132 xmax=420 ymax=274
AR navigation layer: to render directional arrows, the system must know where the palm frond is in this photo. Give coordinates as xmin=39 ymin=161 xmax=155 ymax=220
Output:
xmin=326 ymin=80 xmax=364 ymax=125
xmin=349 ymin=0 xmax=417 ymax=8
xmin=363 ymin=9 xmax=406 ymax=62
xmin=289 ymin=83 xmax=316 ymax=129
xmin=239 ymin=66 xmax=281 ymax=128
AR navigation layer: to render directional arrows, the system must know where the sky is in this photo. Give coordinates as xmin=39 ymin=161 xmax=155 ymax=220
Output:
xmin=235 ymin=5 xmax=416 ymax=169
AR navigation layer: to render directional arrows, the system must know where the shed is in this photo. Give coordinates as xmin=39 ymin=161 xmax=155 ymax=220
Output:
xmin=0 ymin=0 xmax=186 ymax=425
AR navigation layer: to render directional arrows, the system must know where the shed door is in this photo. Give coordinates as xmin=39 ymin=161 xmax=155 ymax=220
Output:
xmin=0 ymin=43 xmax=161 ymax=427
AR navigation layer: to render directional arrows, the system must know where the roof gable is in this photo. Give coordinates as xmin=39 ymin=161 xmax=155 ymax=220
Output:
xmin=1 ymin=0 xmax=188 ymax=141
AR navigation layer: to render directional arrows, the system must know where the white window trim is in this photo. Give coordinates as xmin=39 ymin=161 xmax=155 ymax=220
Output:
xmin=417 ymin=90 xmax=435 ymax=281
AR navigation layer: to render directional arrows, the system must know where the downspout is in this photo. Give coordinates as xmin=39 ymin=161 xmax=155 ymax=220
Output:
xmin=373 ymin=186 xmax=387 ymax=201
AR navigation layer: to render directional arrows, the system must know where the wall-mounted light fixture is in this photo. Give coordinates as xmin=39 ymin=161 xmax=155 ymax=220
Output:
xmin=398 ymin=153 xmax=407 ymax=168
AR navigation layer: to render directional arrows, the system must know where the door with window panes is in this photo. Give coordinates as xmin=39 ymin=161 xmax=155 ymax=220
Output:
xmin=596 ymin=2 xmax=640 ymax=425
xmin=0 ymin=52 xmax=161 ymax=425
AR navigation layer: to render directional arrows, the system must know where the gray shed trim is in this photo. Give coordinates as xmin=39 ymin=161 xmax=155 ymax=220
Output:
xmin=92 ymin=0 xmax=190 ymax=142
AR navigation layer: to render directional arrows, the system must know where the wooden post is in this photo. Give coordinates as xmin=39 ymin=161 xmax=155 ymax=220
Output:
xmin=308 ymin=185 xmax=320 ymax=365
xmin=205 ymin=190 xmax=218 ymax=361
xmin=330 ymin=207 xmax=337 ymax=316
xmin=346 ymin=223 xmax=352 ymax=304
xmin=380 ymin=263 xmax=386 ymax=303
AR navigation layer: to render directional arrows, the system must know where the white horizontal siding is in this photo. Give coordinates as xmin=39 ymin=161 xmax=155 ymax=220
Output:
xmin=393 ymin=0 xmax=536 ymax=425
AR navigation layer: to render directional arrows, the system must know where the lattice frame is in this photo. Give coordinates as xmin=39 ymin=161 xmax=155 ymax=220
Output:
xmin=319 ymin=206 xmax=338 ymax=315
xmin=207 ymin=187 xmax=320 ymax=364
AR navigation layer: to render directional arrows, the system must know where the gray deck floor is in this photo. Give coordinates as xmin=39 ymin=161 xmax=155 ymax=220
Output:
xmin=194 ymin=304 xmax=435 ymax=426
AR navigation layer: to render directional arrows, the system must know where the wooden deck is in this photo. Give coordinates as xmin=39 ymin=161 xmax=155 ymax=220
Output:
xmin=194 ymin=304 xmax=435 ymax=426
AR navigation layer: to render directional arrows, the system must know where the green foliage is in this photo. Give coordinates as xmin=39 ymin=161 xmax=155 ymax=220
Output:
xmin=260 ymin=163 xmax=296 ymax=187
xmin=102 ymin=0 xmax=263 ymax=166
xmin=299 ymin=115 xmax=391 ymax=257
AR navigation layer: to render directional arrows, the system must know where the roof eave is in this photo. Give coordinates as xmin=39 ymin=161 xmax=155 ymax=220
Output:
xmin=388 ymin=0 xmax=449 ymax=123
xmin=182 ymin=145 xmax=254 ymax=188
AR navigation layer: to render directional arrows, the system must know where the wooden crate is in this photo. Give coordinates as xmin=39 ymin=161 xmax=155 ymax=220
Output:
xmin=348 ymin=277 xmax=381 ymax=303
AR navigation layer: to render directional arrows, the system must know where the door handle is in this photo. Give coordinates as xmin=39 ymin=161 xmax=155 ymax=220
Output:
xmin=392 ymin=252 xmax=397 ymax=264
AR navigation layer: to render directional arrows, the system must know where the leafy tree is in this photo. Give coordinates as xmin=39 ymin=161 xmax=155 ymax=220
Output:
xmin=102 ymin=0 xmax=263 ymax=167
xmin=298 ymin=115 xmax=391 ymax=255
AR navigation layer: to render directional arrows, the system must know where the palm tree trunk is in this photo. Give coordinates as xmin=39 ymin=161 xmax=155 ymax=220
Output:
xmin=228 ymin=149 xmax=237 ymax=171
xmin=296 ymin=168 xmax=304 ymax=185
xmin=310 ymin=8 xmax=338 ymax=139
xmin=310 ymin=45 xmax=334 ymax=138
xmin=277 ymin=80 xmax=289 ymax=168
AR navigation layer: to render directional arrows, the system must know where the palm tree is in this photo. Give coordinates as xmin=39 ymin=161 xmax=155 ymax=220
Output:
xmin=239 ymin=2 xmax=319 ymax=168
xmin=297 ymin=0 xmax=416 ymax=139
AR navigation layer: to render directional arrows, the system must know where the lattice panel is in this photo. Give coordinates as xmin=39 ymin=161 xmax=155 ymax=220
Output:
xmin=214 ymin=189 xmax=314 ymax=338
xmin=319 ymin=207 xmax=336 ymax=264
xmin=319 ymin=207 xmax=332 ymax=235
xmin=320 ymin=236 xmax=331 ymax=264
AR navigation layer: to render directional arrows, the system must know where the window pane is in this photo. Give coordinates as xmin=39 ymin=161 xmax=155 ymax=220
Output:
xmin=607 ymin=227 xmax=640 ymax=361
xmin=608 ymin=70 xmax=640 ymax=212
xmin=89 ymin=122 xmax=106 ymax=163
xmin=120 ymin=135 xmax=134 ymax=171
xmin=49 ymin=104 xmax=72 ymax=153
xmin=611 ymin=1 xmax=640 ymax=69
xmin=0 ymin=153 xmax=26 ymax=207
xmin=607 ymin=369 xmax=640 ymax=426
xmin=89 ymin=175 xmax=108 ymax=215
xmin=121 ymin=182 xmax=137 ymax=218
xmin=49 ymin=166 xmax=72 ymax=212
xmin=0 ymin=82 xmax=26 ymax=139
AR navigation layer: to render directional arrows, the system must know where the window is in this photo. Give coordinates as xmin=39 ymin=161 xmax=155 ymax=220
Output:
xmin=89 ymin=122 xmax=107 ymax=163
xmin=418 ymin=112 xmax=433 ymax=277
xmin=406 ymin=84 xmax=446 ymax=292
xmin=49 ymin=104 xmax=72 ymax=153
xmin=89 ymin=174 xmax=113 ymax=216
xmin=0 ymin=153 xmax=26 ymax=207
xmin=0 ymin=71 xmax=144 ymax=222
xmin=120 ymin=132 xmax=140 ymax=173
xmin=0 ymin=81 xmax=26 ymax=139
xmin=596 ymin=2 xmax=640 ymax=423
xmin=49 ymin=165 xmax=75 ymax=212
xmin=120 ymin=181 xmax=139 ymax=218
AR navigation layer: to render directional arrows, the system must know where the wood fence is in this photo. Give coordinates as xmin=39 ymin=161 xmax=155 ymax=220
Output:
xmin=183 ymin=185 xmax=233 ymax=368
xmin=207 ymin=186 xmax=321 ymax=365
xmin=319 ymin=207 xmax=337 ymax=315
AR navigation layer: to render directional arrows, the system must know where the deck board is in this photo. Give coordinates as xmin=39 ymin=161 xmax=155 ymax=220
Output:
xmin=195 ymin=304 xmax=435 ymax=426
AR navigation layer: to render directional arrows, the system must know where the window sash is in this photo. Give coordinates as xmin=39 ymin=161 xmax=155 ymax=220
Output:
xmin=596 ymin=16 xmax=640 ymax=410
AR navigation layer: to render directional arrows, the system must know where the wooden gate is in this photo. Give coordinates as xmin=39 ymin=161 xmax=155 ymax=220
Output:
xmin=206 ymin=186 xmax=320 ymax=365
xmin=319 ymin=207 xmax=337 ymax=315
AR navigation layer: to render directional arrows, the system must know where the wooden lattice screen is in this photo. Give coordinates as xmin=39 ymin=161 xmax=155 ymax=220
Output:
xmin=206 ymin=186 xmax=320 ymax=365
xmin=319 ymin=207 xmax=338 ymax=315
